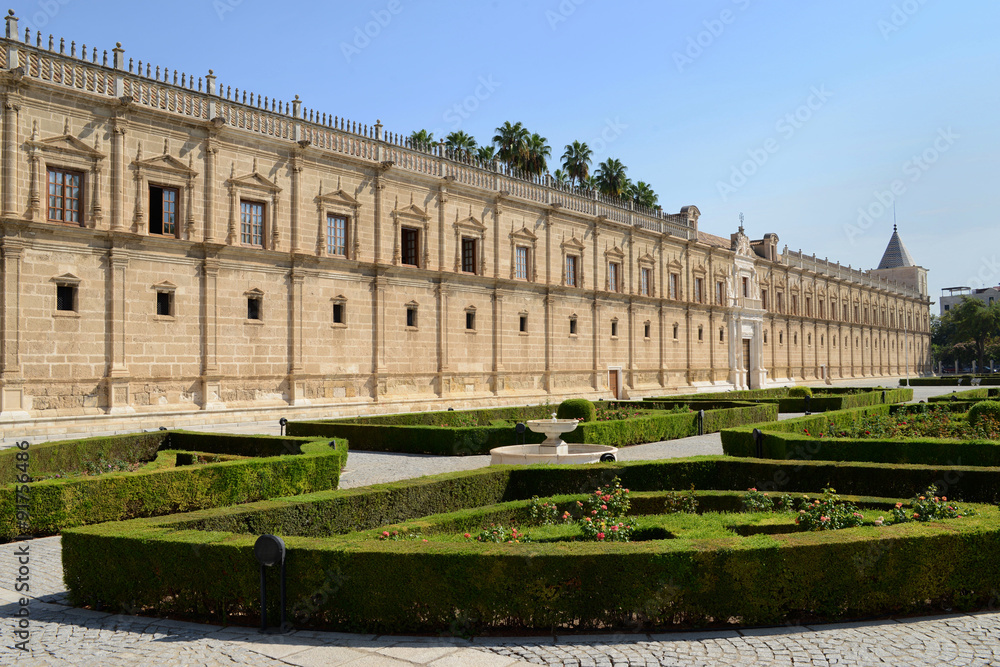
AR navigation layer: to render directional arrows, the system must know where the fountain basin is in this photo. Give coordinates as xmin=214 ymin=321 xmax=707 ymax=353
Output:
xmin=490 ymin=443 xmax=617 ymax=465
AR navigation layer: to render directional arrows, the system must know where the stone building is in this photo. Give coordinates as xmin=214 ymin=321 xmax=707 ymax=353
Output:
xmin=0 ymin=13 xmax=932 ymax=433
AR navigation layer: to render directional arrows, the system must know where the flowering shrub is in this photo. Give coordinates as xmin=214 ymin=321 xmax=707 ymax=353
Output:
xmin=816 ymin=407 xmax=1000 ymax=440
xmin=577 ymin=477 xmax=634 ymax=541
xmin=888 ymin=485 xmax=978 ymax=524
xmin=663 ymin=486 xmax=699 ymax=514
xmin=474 ymin=524 xmax=530 ymax=543
xmin=528 ymin=496 xmax=563 ymax=525
xmin=795 ymin=488 xmax=865 ymax=531
xmin=741 ymin=489 xmax=796 ymax=513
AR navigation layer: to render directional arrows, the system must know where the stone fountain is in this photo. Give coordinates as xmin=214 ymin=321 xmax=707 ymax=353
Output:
xmin=489 ymin=413 xmax=617 ymax=465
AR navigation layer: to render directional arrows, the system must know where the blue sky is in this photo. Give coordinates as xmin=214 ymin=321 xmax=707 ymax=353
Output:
xmin=20 ymin=0 xmax=999 ymax=302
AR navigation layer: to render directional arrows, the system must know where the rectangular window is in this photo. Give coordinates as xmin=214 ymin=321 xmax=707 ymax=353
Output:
xmin=406 ymin=306 xmax=417 ymax=328
xmin=240 ymin=201 xmax=265 ymax=247
xmin=610 ymin=320 xmax=618 ymax=337
xmin=565 ymin=255 xmax=577 ymax=287
xmin=671 ymin=273 xmax=680 ymax=300
xmin=333 ymin=302 xmax=344 ymax=325
xmin=716 ymin=281 xmax=724 ymax=306
xmin=401 ymin=228 xmax=420 ymax=266
xmin=569 ymin=317 xmax=577 ymax=335
xmin=777 ymin=292 xmax=784 ymax=313
xmin=694 ymin=276 xmax=703 ymax=303
xmin=465 ymin=311 xmax=476 ymax=330
xmin=640 ymin=267 xmax=651 ymax=296
xmin=791 ymin=294 xmax=798 ymax=315
xmin=149 ymin=185 xmax=178 ymax=236
xmin=761 ymin=290 xmax=768 ymax=310
xmin=818 ymin=299 xmax=824 ymax=318
xmin=644 ymin=322 xmax=651 ymax=338
xmin=247 ymin=296 xmax=262 ymax=320
xmin=806 ymin=297 xmax=812 ymax=317
xmin=742 ymin=276 xmax=749 ymax=298
xmin=47 ymin=168 xmax=83 ymax=224
xmin=56 ymin=284 xmax=76 ymax=312
xmin=519 ymin=314 xmax=527 ymax=332
xmin=515 ymin=246 xmax=529 ymax=280
xmin=156 ymin=291 xmax=173 ymax=317
xmin=461 ymin=237 xmax=477 ymax=274
xmin=327 ymin=214 xmax=348 ymax=256
xmin=608 ymin=262 xmax=620 ymax=292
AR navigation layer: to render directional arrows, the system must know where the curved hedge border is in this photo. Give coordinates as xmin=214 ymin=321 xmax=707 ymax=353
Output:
xmin=287 ymin=403 xmax=777 ymax=454
xmin=0 ymin=431 xmax=347 ymax=539
xmin=62 ymin=458 xmax=1000 ymax=633
xmin=720 ymin=404 xmax=1000 ymax=467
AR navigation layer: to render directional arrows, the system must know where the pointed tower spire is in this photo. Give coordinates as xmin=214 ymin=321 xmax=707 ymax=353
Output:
xmin=877 ymin=224 xmax=916 ymax=269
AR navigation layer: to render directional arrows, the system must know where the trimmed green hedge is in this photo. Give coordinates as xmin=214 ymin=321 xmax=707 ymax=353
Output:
xmin=0 ymin=432 xmax=164 ymax=485
xmin=903 ymin=376 xmax=1000 ymax=386
xmin=928 ymin=388 xmax=994 ymax=402
xmin=647 ymin=388 xmax=912 ymax=413
xmin=0 ymin=433 xmax=347 ymax=539
xmin=288 ymin=403 xmax=777 ymax=454
xmin=62 ymin=458 xmax=1000 ymax=633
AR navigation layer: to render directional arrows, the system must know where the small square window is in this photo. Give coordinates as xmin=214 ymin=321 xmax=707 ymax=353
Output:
xmin=247 ymin=296 xmax=262 ymax=320
xmin=406 ymin=306 xmax=418 ymax=328
xmin=333 ymin=302 xmax=345 ymax=325
xmin=611 ymin=320 xmax=618 ymax=338
xmin=56 ymin=284 xmax=76 ymax=312
xmin=156 ymin=291 xmax=173 ymax=317
xmin=466 ymin=311 xmax=476 ymax=331
xmin=569 ymin=317 xmax=578 ymax=336
xmin=519 ymin=314 xmax=527 ymax=333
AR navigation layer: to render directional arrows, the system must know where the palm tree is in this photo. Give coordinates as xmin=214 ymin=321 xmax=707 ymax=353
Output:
xmin=595 ymin=158 xmax=629 ymax=198
xmin=553 ymin=169 xmax=569 ymax=186
xmin=475 ymin=145 xmax=496 ymax=165
xmin=408 ymin=129 xmax=435 ymax=151
xmin=444 ymin=130 xmax=477 ymax=159
xmin=492 ymin=121 xmax=529 ymax=170
xmin=561 ymin=141 xmax=593 ymax=186
xmin=631 ymin=180 xmax=659 ymax=209
xmin=523 ymin=133 xmax=551 ymax=176
xmin=579 ymin=175 xmax=598 ymax=192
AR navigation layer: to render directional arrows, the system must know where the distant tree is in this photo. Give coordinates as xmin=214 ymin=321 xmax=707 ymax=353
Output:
xmin=408 ymin=129 xmax=435 ymax=151
xmin=561 ymin=140 xmax=593 ymax=186
xmin=492 ymin=121 xmax=529 ymax=169
xmin=949 ymin=298 xmax=1000 ymax=371
xmin=595 ymin=158 xmax=629 ymax=198
xmin=631 ymin=180 xmax=659 ymax=209
xmin=523 ymin=133 xmax=551 ymax=176
xmin=475 ymin=145 xmax=496 ymax=164
xmin=553 ymin=169 xmax=569 ymax=185
xmin=444 ymin=130 xmax=477 ymax=159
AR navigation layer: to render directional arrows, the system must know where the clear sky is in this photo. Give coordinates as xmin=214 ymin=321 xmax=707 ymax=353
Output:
xmin=17 ymin=0 xmax=999 ymax=302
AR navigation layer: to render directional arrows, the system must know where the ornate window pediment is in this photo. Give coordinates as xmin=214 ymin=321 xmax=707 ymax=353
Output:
xmin=28 ymin=120 xmax=106 ymax=226
xmin=510 ymin=225 xmax=537 ymax=243
xmin=152 ymin=280 xmax=177 ymax=292
xmin=667 ymin=257 xmax=683 ymax=271
xmin=51 ymin=272 xmax=81 ymax=286
xmin=561 ymin=235 xmax=585 ymax=252
xmin=316 ymin=181 xmax=361 ymax=259
xmin=604 ymin=244 xmax=625 ymax=262
xmin=132 ymin=142 xmax=199 ymax=238
xmin=392 ymin=196 xmax=431 ymax=268
xmin=637 ymin=252 xmax=655 ymax=267
xmin=226 ymin=159 xmax=282 ymax=249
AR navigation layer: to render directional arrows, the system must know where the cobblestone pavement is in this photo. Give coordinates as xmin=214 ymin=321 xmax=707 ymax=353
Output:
xmin=2 ymin=378 xmax=994 ymax=665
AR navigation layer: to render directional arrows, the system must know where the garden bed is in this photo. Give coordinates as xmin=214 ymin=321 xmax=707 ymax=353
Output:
xmin=646 ymin=387 xmax=912 ymax=413
xmin=62 ymin=457 xmax=1000 ymax=634
xmin=0 ymin=431 xmax=348 ymax=539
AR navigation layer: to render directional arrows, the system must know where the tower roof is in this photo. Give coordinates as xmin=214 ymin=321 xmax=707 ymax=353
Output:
xmin=877 ymin=225 xmax=916 ymax=269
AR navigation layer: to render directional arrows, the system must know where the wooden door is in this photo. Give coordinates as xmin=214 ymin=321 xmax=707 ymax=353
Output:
xmin=743 ymin=339 xmax=751 ymax=387
xmin=609 ymin=370 xmax=619 ymax=399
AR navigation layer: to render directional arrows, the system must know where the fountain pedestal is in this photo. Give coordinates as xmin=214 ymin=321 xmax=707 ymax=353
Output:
xmin=489 ymin=416 xmax=617 ymax=465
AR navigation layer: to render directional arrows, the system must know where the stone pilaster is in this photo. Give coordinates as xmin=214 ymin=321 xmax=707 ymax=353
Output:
xmin=106 ymin=247 xmax=133 ymax=414
xmin=1 ymin=86 xmax=21 ymax=218
xmin=200 ymin=255 xmax=224 ymax=410
xmin=0 ymin=238 xmax=27 ymax=420
xmin=287 ymin=268 xmax=309 ymax=406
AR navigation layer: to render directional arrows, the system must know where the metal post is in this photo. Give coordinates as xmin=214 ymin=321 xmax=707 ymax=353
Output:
xmin=697 ymin=410 xmax=705 ymax=436
xmin=752 ymin=428 xmax=763 ymax=458
xmin=259 ymin=564 xmax=267 ymax=631
xmin=279 ymin=417 xmax=288 ymax=436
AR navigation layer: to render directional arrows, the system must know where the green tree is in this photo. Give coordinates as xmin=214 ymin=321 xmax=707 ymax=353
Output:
xmin=475 ymin=145 xmax=496 ymax=164
xmin=553 ymin=169 xmax=569 ymax=185
xmin=444 ymin=131 xmax=477 ymax=159
xmin=408 ymin=129 xmax=435 ymax=151
xmin=561 ymin=140 xmax=593 ymax=186
xmin=523 ymin=133 xmax=551 ymax=176
xmin=631 ymin=180 xmax=659 ymax=209
xmin=492 ymin=121 xmax=529 ymax=170
xmin=948 ymin=298 xmax=1000 ymax=371
xmin=595 ymin=158 xmax=629 ymax=198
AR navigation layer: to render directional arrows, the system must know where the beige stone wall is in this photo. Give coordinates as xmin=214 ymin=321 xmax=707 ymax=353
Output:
xmin=0 ymin=34 xmax=934 ymax=424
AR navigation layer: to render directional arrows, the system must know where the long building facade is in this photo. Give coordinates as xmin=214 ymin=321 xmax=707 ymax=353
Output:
xmin=0 ymin=14 xmax=932 ymax=428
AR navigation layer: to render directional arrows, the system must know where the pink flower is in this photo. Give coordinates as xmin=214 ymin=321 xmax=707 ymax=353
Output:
xmin=382 ymin=531 xmax=389 ymax=537
xmin=463 ymin=533 xmax=471 ymax=538
xmin=596 ymin=532 xmax=605 ymax=541
xmin=601 ymin=504 xmax=607 ymax=510
xmin=820 ymin=516 xmax=829 ymax=522
xmin=611 ymin=525 xmax=619 ymax=532
xmin=591 ymin=510 xmax=598 ymax=515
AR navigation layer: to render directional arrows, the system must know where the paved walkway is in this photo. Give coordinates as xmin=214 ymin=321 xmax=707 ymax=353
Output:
xmin=3 ymin=378 xmax=993 ymax=666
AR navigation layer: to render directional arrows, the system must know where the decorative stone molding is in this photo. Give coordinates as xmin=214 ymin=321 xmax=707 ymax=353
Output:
xmin=130 ymin=141 xmax=198 ymax=238
xmin=315 ymin=179 xmax=361 ymax=258
xmin=27 ymin=119 xmax=106 ymax=226
xmin=226 ymin=159 xmax=282 ymax=249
